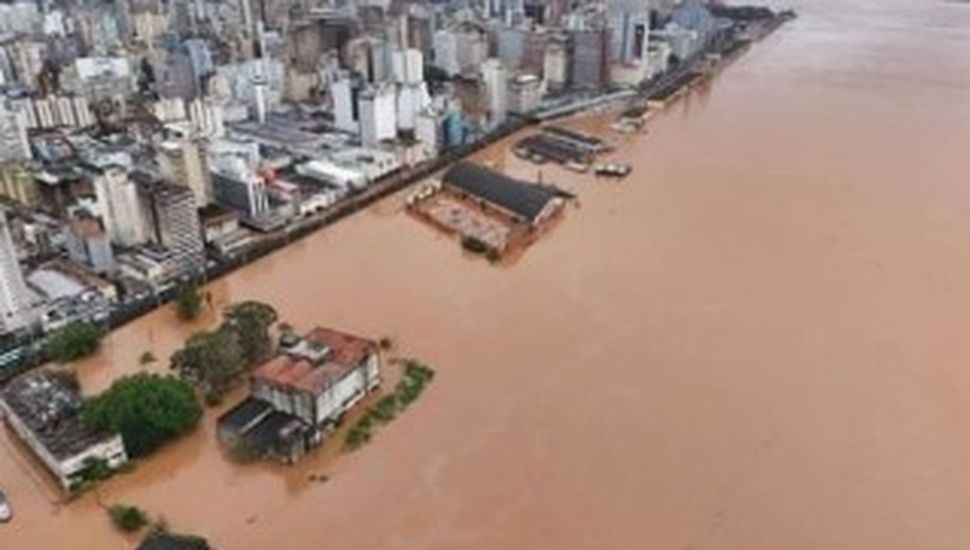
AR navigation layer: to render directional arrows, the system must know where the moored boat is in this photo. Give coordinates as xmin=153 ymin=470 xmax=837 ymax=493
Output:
xmin=564 ymin=161 xmax=590 ymax=174
xmin=0 ymin=490 xmax=12 ymax=523
xmin=594 ymin=163 xmax=632 ymax=178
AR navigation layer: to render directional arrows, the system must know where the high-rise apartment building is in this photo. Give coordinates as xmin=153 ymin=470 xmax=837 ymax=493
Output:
xmin=570 ymin=28 xmax=610 ymax=91
xmin=157 ymin=138 xmax=212 ymax=207
xmin=0 ymin=208 xmax=35 ymax=332
xmin=480 ymin=58 xmax=508 ymax=127
xmin=609 ymin=0 xmax=652 ymax=65
xmin=359 ymin=84 xmax=397 ymax=146
xmin=65 ymin=216 xmax=116 ymax=275
xmin=0 ymin=102 xmax=30 ymax=164
xmin=136 ymin=172 xmax=205 ymax=276
xmin=92 ymin=164 xmax=150 ymax=247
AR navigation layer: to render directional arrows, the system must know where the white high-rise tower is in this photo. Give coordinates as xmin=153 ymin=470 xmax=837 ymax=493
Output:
xmin=609 ymin=0 xmax=652 ymax=65
xmin=0 ymin=209 xmax=34 ymax=332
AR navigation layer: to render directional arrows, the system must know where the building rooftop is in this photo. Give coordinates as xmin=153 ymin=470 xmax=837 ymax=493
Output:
xmin=217 ymin=396 xmax=273 ymax=434
xmin=442 ymin=161 xmax=558 ymax=225
xmin=0 ymin=371 xmax=119 ymax=461
xmin=137 ymin=533 xmax=211 ymax=550
xmin=295 ymin=159 xmax=366 ymax=188
xmin=44 ymin=259 xmax=114 ymax=296
xmin=69 ymin=216 xmax=105 ymax=239
xmin=131 ymin=170 xmax=195 ymax=202
xmin=199 ymin=203 xmax=240 ymax=225
xmin=27 ymin=268 xmax=88 ymax=300
xmin=251 ymin=327 xmax=376 ymax=396
xmin=245 ymin=410 xmax=307 ymax=449
xmin=542 ymin=125 xmax=605 ymax=149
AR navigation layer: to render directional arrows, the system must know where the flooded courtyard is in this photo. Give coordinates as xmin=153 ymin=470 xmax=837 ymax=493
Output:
xmin=5 ymin=0 xmax=970 ymax=548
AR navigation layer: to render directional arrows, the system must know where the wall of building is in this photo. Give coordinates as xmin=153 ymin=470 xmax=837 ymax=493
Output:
xmin=359 ymin=85 xmax=397 ymax=146
xmin=0 ymin=398 xmax=127 ymax=490
xmin=0 ymin=209 xmax=34 ymax=332
xmin=95 ymin=168 xmax=149 ymax=248
xmin=251 ymin=380 xmax=315 ymax=426
xmin=312 ymin=356 xmax=380 ymax=425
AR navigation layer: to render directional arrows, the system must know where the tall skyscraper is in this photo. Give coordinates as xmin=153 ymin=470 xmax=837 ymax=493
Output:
xmin=0 ymin=208 xmax=35 ymax=332
xmin=138 ymin=172 xmax=205 ymax=276
xmin=331 ymin=75 xmax=361 ymax=134
xmin=0 ymin=101 xmax=31 ymax=164
xmin=93 ymin=165 xmax=150 ymax=247
xmin=570 ymin=28 xmax=610 ymax=91
xmin=609 ymin=0 xmax=652 ymax=65
xmin=359 ymin=84 xmax=397 ymax=146
xmin=157 ymin=138 xmax=212 ymax=207
xmin=66 ymin=216 xmax=117 ymax=275
xmin=480 ymin=58 xmax=508 ymax=127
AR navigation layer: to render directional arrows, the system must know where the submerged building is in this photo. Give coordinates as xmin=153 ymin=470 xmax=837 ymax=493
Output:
xmin=442 ymin=161 xmax=563 ymax=227
xmin=217 ymin=326 xmax=381 ymax=463
xmin=0 ymin=371 xmax=127 ymax=490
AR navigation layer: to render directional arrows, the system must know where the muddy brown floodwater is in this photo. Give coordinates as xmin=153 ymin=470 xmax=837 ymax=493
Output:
xmin=5 ymin=1 xmax=970 ymax=548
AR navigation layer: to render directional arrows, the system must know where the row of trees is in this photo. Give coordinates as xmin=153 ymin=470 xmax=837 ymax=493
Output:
xmin=45 ymin=280 xmax=207 ymax=367
xmin=41 ymin=280 xmax=206 ymax=367
xmin=170 ymin=301 xmax=278 ymax=404
xmin=63 ymin=299 xmax=277 ymax=464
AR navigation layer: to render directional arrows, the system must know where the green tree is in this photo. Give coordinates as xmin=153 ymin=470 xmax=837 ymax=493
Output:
xmin=82 ymin=373 xmax=202 ymax=458
xmin=45 ymin=321 xmax=103 ymax=363
xmin=108 ymin=504 xmax=148 ymax=532
xmin=170 ymin=328 xmax=244 ymax=403
xmin=223 ymin=301 xmax=278 ymax=365
xmin=174 ymin=280 xmax=204 ymax=321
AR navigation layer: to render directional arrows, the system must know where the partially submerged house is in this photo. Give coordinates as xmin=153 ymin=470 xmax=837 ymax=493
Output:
xmin=0 ymin=371 xmax=127 ymax=490
xmin=441 ymin=162 xmax=563 ymax=228
xmin=217 ymin=326 xmax=381 ymax=463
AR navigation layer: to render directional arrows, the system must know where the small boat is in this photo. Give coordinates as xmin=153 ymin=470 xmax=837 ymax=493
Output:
xmin=611 ymin=119 xmax=644 ymax=134
xmin=564 ymin=161 xmax=590 ymax=174
xmin=0 ymin=490 xmax=12 ymax=523
xmin=594 ymin=163 xmax=633 ymax=178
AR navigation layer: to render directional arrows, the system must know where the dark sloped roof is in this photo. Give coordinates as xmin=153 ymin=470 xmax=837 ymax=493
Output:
xmin=543 ymin=125 xmax=603 ymax=148
xmin=217 ymin=397 xmax=273 ymax=434
xmin=137 ymin=533 xmax=210 ymax=550
xmin=244 ymin=411 xmax=308 ymax=451
xmin=442 ymin=162 xmax=557 ymax=224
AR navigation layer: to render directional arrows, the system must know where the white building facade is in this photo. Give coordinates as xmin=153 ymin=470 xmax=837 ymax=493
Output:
xmin=0 ymin=209 xmax=35 ymax=332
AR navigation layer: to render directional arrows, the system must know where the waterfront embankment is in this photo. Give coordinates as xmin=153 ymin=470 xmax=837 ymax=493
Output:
xmin=6 ymin=1 xmax=970 ymax=549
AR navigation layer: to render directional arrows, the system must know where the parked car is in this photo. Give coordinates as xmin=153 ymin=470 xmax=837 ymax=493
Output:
xmin=0 ymin=490 xmax=12 ymax=523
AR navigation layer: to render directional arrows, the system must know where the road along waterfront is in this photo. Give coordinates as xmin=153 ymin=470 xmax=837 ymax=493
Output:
xmin=4 ymin=0 xmax=970 ymax=548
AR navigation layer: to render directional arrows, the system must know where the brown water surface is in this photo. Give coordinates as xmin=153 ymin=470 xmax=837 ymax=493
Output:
xmin=5 ymin=1 xmax=970 ymax=548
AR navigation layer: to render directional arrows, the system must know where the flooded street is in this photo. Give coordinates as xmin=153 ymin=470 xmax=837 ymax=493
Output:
xmin=5 ymin=0 xmax=970 ymax=548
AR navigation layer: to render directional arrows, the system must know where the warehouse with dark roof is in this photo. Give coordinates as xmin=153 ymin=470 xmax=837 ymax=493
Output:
xmin=441 ymin=162 xmax=563 ymax=226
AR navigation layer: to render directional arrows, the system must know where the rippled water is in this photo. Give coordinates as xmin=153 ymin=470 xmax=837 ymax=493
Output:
xmin=3 ymin=1 xmax=970 ymax=548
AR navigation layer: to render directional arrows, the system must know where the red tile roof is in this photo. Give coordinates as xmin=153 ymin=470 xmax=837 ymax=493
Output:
xmin=304 ymin=326 xmax=376 ymax=366
xmin=251 ymin=327 xmax=377 ymax=395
